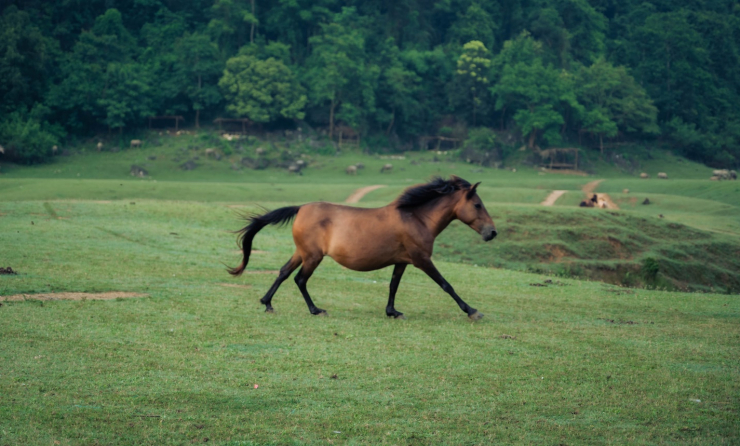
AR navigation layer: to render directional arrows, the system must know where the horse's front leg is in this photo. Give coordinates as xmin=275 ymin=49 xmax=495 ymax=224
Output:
xmin=411 ymin=255 xmax=483 ymax=320
xmin=386 ymin=264 xmax=407 ymax=319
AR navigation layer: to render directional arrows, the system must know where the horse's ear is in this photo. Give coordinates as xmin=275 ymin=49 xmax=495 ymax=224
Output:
xmin=466 ymin=182 xmax=481 ymax=199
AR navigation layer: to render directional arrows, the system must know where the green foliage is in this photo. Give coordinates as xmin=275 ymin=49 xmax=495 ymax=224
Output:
xmin=0 ymin=6 xmax=53 ymax=113
xmin=2 ymin=0 xmax=740 ymax=167
xmin=460 ymin=127 xmax=503 ymax=166
xmin=219 ymin=53 xmax=306 ymax=122
xmin=304 ymin=8 xmax=379 ymax=135
xmin=492 ymin=45 xmax=577 ymax=148
xmin=574 ymin=59 xmax=658 ymax=152
xmin=177 ymin=32 xmax=223 ymax=127
xmin=448 ymin=3 xmax=497 ymax=51
xmin=0 ymin=105 xmax=65 ymax=164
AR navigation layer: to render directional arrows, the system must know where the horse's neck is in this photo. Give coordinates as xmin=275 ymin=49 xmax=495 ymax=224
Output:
xmin=413 ymin=196 xmax=457 ymax=237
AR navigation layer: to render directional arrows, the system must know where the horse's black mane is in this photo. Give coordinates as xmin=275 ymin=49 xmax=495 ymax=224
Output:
xmin=396 ymin=176 xmax=471 ymax=209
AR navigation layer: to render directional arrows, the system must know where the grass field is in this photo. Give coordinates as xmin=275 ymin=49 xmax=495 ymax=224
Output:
xmin=1 ymin=133 xmax=739 ymax=444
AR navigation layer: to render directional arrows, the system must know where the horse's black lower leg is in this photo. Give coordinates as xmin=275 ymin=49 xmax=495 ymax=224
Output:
xmin=260 ymin=255 xmax=302 ymax=312
xmin=294 ymin=258 xmax=325 ymax=315
xmin=412 ymin=256 xmax=482 ymax=320
xmin=386 ymin=264 xmax=407 ymax=319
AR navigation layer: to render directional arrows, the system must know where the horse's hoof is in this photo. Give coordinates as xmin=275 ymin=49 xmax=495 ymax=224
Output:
xmin=394 ymin=314 xmax=406 ymax=320
xmin=312 ymin=309 xmax=328 ymax=316
xmin=468 ymin=311 xmax=484 ymax=320
xmin=264 ymin=308 xmax=275 ymax=314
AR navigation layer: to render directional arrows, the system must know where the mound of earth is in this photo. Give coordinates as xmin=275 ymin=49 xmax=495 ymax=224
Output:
xmin=435 ymin=206 xmax=740 ymax=293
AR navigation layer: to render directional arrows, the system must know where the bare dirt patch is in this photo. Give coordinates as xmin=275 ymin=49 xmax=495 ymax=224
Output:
xmin=345 ymin=185 xmax=386 ymax=203
xmin=542 ymin=244 xmax=575 ymax=262
xmin=217 ymin=283 xmax=252 ymax=289
xmin=582 ymin=179 xmax=604 ymax=196
xmin=541 ymin=190 xmax=567 ymax=206
xmin=0 ymin=292 xmax=147 ymax=302
xmin=540 ymin=169 xmax=589 ymax=176
xmin=581 ymin=179 xmax=619 ymax=210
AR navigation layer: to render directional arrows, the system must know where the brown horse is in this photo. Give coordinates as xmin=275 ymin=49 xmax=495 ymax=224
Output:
xmin=228 ymin=176 xmax=497 ymax=319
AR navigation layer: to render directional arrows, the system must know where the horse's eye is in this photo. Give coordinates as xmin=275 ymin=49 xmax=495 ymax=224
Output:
xmin=474 ymin=203 xmax=482 ymax=209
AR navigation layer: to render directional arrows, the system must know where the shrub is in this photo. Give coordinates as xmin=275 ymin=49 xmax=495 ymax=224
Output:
xmin=641 ymin=257 xmax=660 ymax=282
xmin=0 ymin=105 xmax=65 ymax=164
xmin=460 ymin=127 xmax=501 ymax=166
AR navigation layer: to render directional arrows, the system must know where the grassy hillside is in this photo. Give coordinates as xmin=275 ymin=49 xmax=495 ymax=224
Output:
xmin=1 ymin=198 xmax=738 ymax=445
xmin=432 ymin=206 xmax=740 ymax=293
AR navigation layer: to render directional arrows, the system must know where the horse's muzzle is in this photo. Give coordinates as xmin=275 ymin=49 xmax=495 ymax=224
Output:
xmin=481 ymin=227 xmax=497 ymax=242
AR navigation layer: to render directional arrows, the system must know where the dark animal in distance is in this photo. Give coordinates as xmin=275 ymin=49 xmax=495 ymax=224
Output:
xmin=579 ymin=194 xmax=599 ymax=208
xmin=228 ymin=176 xmax=497 ymax=319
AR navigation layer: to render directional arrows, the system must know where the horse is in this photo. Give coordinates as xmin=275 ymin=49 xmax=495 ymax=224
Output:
xmin=228 ymin=176 xmax=497 ymax=320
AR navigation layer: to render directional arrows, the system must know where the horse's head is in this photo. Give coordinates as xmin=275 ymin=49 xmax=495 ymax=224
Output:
xmin=452 ymin=178 xmax=497 ymax=242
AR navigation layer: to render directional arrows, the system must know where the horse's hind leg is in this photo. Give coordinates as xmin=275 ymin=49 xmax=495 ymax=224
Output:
xmin=294 ymin=256 xmax=326 ymax=315
xmin=260 ymin=253 xmax=302 ymax=312
xmin=386 ymin=264 xmax=407 ymax=319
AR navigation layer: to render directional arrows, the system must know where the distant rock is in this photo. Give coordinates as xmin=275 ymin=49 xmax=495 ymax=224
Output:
xmin=180 ymin=160 xmax=197 ymax=171
xmin=130 ymin=165 xmax=148 ymax=177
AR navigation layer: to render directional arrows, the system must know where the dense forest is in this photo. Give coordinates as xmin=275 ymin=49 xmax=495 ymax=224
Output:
xmin=1 ymin=0 xmax=739 ymax=167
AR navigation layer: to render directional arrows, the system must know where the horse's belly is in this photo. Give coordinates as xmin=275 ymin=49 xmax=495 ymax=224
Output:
xmin=326 ymin=231 xmax=405 ymax=271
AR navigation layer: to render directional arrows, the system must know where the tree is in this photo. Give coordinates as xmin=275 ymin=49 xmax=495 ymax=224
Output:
xmin=219 ymin=52 xmax=306 ymax=123
xmin=304 ymin=9 xmax=378 ymax=137
xmin=575 ymin=59 xmax=658 ymax=153
xmin=452 ymin=41 xmax=491 ymax=126
xmin=97 ymin=63 xmax=153 ymax=134
xmin=0 ymin=6 xmax=53 ymax=114
xmin=177 ymin=32 xmax=223 ymax=128
xmin=491 ymin=33 xmax=579 ymax=148
xmin=139 ymin=8 xmax=189 ymax=118
xmin=208 ymin=0 xmax=258 ymax=56
xmin=447 ymin=3 xmax=498 ymax=51
xmin=374 ymin=38 xmax=421 ymax=136
xmin=49 ymin=9 xmax=141 ymax=132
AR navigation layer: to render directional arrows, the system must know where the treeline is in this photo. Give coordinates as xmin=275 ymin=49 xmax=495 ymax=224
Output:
xmin=1 ymin=0 xmax=739 ymax=167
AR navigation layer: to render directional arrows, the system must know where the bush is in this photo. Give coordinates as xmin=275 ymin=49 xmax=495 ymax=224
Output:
xmin=641 ymin=257 xmax=660 ymax=282
xmin=0 ymin=105 xmax=65 ymax=164
xmin=460 ymin=127 xmax=501 ymax=166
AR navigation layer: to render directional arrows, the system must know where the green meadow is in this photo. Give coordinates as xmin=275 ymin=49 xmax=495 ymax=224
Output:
xmin=1 ymin=137 xmax=739 ymax=444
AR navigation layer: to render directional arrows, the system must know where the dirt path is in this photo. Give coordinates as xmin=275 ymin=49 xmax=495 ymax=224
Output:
xmin=0 ymin=292 xmax=147 ymax=301
xmin=541 ymin=190 xmax=567 ymax=206
xmin=581 ymin=179 xmax=619 ymax=210
xmin=345 ymin=185 xmax=386 ymax=204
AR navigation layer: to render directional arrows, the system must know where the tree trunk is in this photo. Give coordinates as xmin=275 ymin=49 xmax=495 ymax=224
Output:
xmin=385 ymin=108 xmax=395 ymax=135
xmin=500 ymin=106 xmax=507 ymax=130
xmin=600 ymin=134 xmax=604 ymax=156
xmin=196 ymin=74 xmax=202 ymax=129
xmin=329 ymin=97 xmax=336 ymax=140
xmin=528 ymin=130 xmax=537 ymax=149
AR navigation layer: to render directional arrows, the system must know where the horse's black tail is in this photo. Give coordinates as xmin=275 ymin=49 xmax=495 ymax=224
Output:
xmin=228 ymin=206 xmax=301 ymax=276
